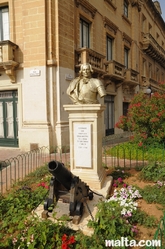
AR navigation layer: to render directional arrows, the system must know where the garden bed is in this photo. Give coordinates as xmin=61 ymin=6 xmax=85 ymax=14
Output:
xmin=0 ymin=164 xmax=165 ymax=249
xmin=123 ymin=169 xmax=164 ymax=242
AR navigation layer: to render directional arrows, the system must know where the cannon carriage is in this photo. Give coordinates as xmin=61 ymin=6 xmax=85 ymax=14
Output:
xmin=44 ymin=160 xmax=93 ymax=223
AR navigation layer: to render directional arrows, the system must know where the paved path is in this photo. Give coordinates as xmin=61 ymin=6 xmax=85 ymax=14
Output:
xmin=0 ymin=147 xmax=24 ymax=161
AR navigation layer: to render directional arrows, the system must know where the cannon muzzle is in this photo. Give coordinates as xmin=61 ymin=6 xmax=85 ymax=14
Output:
xmin=48 ymin=160 xmax=73 ymax=191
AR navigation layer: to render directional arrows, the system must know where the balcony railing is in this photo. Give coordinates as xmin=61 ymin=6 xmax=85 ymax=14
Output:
xmin=0 ymin=40 xmax=19 ymax=83
xmin=75 ymin=47 xmax=105 ymax=74
xmin=124 ymin=68 xmax=139 ymax=86
xmin=141 ymin=33 xmax=165 ymax=68
xmin=141 ymin=76 xmax=164 ymax=93
xmin=104 ymin=60 xmax=125 ymax=81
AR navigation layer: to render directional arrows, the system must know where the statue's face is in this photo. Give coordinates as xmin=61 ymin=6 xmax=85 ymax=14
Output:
xmin=82 ymin=64 xmax=91 ymax=78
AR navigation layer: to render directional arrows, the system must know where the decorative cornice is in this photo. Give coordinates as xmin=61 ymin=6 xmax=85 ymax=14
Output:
xmin=123 ymin=32 xmax=132 ymax=46
xmin=75 ymin=0 xmax=97 ymax=19
xmin=130 ymin=0 xmax=143 ymax=12
xmin=103 ymin=16 xmax=118 ymax=34
xmin=104 ymin=0 xmax=116 ymax=11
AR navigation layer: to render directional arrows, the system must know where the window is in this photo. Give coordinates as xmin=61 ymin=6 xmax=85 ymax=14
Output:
xmin=104 ymin=95 xmax=114 ymax=136
xmin=107 ymin=36 xmax=113 ymax=60
xmin=80 ymin=19 xmax=90 ymax=48
xmin=0 ymin=7 xmax=9 ymax=41
xmin=142 ymin=14 xmax=146 ymax=33
xmin=161 ymin=72 xmax=164 ymax=82
xmin=124 ymin=1 xmax=128 ymax=18
xmin=156 ymin=33 xmax=160 ymax=43
xmin=149 ymin=63 xmax=152 ymax=78
xmin=148 ymin=23 xmax=152 ymax=34
xmin=143 ymin=58 xmax=146 ymax=76
xmin=156 ymin=68 xmax=160 ymax=81
xmin=123 ymin=102 xmax=129 ymax=116
xmin=124 ymin=48 xmax=129 ymax=69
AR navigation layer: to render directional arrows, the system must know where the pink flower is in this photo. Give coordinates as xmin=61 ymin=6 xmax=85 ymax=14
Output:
xmin=131 ymin=225 xmax=138 ymax=234
xmin=123 ymin=183 xmax=127 ymax=188
xmin=117 ymin=177 xmax=123 ymax=183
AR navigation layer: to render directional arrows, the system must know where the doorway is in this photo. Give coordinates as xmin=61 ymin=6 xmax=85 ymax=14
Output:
xmin=0 ymin=90 xmax=18 ymax=147
xmin=104 ymin=95 xmax=115 ymax=136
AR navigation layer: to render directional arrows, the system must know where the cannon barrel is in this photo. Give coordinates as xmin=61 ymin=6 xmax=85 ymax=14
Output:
xmin=48 ymin=160 xmax=73 ymax=190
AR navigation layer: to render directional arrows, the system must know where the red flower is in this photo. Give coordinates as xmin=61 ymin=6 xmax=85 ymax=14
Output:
xmin=68 ymin=235 xmax=76 ymax=244
xmin=138 ymin=142 xmax=143 ymax=147
xmin=61 ymin=234 xmax=76 ymax=248
xmin=37 ymin=182 xmax=49 ymax=189
xmin=62 ymin=234 xmax=67 ymax=242
xmin=61 ymin=244 xmax=68 ymax=249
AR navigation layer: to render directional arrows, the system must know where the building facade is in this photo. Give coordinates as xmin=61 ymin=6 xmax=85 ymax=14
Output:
xmin=0 ymin=0 xmax=165 ymax=150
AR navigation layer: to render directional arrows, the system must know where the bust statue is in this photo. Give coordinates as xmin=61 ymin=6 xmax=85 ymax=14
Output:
xmin=66 ymin=63 xmax=106 ymax=104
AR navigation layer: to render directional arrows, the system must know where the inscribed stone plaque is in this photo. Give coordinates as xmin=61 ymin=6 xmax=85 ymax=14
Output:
xmin=74 ymin=123 xmax=91 ymax=168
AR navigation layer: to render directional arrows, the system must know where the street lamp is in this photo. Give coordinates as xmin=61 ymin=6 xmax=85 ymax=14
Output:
xmin=146 ymin=86 xmax=152 ymax=97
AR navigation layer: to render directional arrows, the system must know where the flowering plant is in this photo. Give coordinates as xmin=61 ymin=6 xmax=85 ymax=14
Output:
xmin=37 ymin=182 xmax=49 ymax=189
xmin=89 ymin=186 xmax=140 ymax=242
xmin=61 ymin=234 xmax=76 ymax=249
xmin=113 ymin=177 xmax=123 ymax=187
xmin=115 ymin=92 xmax=165 ymax=144
xmin=155 ymin=180 xmax=165 ymax=188
xmin=106 ymin=185 xmax=142 ymax=217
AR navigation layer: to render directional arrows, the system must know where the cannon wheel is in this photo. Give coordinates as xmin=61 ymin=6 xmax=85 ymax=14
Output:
xmin=44 ymin=198 xmax=54 ymax=211
xmin=88 ymin=192 xmax=94 ymax=200
xmin=75 ymin=202 xmax=83 ymax=216
xmin=69 ymin=201 xmax=76 ymax=216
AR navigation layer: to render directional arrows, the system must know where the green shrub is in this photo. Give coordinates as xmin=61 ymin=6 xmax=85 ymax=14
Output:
xmin=139 ymin=185 xmax=165 ymax=206
xmin=116 ymin=92 xmax=165 ymax=145
xmin=140 ymin=162 xmax=165 ymax=182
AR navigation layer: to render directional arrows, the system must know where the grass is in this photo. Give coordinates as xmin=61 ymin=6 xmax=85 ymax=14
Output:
xmin=105 ymin=141 xmax=165 ymax=162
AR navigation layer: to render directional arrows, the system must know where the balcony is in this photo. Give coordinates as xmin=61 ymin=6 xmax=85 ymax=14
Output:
xmin=0 ymin=40 xmax=19 ymax=83
xmin=104 ymin=60 xmax=125 ymax=82
xmin=149 ymin=78 xmax=163 ymax=92
xmin=75 ymin=47 xmax=105 ymax=75
xmin=124 ymin=68 xmax=139 ymax=86
xmin=141 ymin=33 xmax=165 ymax=68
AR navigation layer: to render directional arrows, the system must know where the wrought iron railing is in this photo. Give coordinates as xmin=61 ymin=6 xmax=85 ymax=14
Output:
xmin=0 ymin=146 xmax=70 ymax=194
xmin=1 ymin=137 xmax=165 ymax=194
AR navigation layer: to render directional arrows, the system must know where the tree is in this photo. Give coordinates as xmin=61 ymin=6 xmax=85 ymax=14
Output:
xmin=115 ymin=92 xmax=165 ymax=144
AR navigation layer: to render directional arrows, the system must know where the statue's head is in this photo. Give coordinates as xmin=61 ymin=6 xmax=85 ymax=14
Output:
xmin=79 ymin=63 xmax=93 ymax=78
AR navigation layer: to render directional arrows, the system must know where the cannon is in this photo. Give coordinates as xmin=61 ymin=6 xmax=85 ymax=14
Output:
xmin=44 ymin=160 xmax=93 ymax=223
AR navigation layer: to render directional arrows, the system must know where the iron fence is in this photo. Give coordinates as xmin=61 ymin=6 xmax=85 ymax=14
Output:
xmin=1 ymin=140 xmax=165 ymax=194
xmin=102 ymin=142 xmax=165 ymax=169
xmin=0 ymin=146 xmax=70 ymax=194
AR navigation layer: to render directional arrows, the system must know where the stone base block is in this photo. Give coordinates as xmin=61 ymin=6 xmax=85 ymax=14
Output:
xmin=72 ymin=168 xmax=107 ymax=190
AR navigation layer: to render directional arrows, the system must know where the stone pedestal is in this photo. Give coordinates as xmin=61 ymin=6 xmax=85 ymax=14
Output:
xmin=63 ymin=104 xmax=107 ymax=189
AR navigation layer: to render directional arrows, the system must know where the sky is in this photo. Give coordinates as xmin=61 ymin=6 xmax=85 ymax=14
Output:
xmin=156 ymin=0 xmax=165 ymax=21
